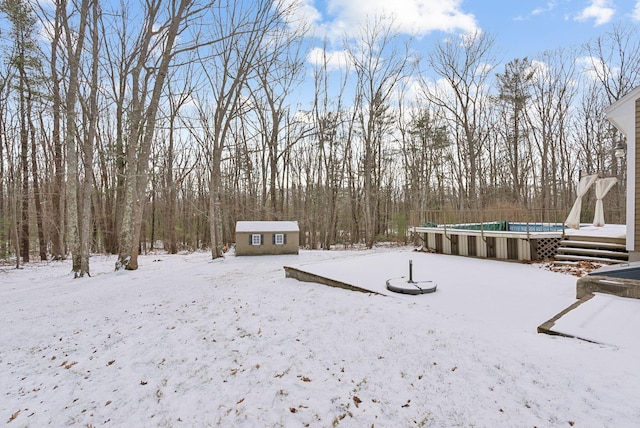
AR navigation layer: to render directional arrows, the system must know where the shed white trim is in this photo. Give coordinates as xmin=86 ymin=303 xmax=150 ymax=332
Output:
xmin=236 ymin=221 xmax=299 ymax=233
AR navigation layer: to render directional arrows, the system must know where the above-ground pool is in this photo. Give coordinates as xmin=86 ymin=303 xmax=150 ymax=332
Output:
xmin=412 ymin=221 xmax=565 ymax=261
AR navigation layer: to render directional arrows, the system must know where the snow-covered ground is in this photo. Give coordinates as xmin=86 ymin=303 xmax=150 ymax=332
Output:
xmin=1 ymin=247 xmax=639 ymax=427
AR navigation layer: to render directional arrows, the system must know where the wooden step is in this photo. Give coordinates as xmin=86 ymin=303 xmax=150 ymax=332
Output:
xmin=554 ymin=254 xmax=628 ymax=264
xmin=562 ymin=235 xmax=625 ymax=245
xmin=556 ymin=247 xmax=628 ymax=259
xmin=558 ymin=240 xmax=626 ymax=250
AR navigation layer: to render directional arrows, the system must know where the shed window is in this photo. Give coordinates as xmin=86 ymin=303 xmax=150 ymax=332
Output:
xmin=274 ymin=233 xmax=285 ymax=245
xmin=251 ymin=234 xmax=263 ymax=246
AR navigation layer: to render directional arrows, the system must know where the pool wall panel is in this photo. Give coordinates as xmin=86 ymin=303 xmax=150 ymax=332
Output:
xmin=459 ymin=234 xmax=469 ymax=256
xmin=450 ymin=234 xmax=459 ymax=255
xmin=496 ymin=237 xmax=508 ymax=259
xmin=427 ymin=233 xmax=435 ymax=250
xmin=467 ymin=236 xmax=477 ymax=256
xmin=518 ymin=239 xmax=531 ymax=260
xmin=477 ymin=237 xmax=487 ymax=257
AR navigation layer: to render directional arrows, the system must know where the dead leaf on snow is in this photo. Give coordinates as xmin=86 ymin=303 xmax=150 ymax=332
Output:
xmin=353 ymin=396 xmax=362 ymax=408
xmin=62 ymin=361 xmax=78 ymax=369
xmin=7 ymin=410 xmax=20 ymax=423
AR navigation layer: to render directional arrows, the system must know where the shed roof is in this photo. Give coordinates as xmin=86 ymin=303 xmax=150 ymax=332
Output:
xmin=235 ymin=221 xmax=299 ymax=233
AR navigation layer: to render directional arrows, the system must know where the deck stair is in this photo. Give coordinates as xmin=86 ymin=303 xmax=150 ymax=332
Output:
xmin=554 ymin=234 xmax=628 ymax=265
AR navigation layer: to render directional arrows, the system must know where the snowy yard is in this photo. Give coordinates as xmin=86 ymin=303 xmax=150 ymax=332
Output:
xmin=1 ymin=247 xmax=639 ymax=427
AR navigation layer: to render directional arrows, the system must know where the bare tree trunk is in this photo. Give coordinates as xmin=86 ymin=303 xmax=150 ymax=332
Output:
xmin=209 ymin=156 xmax=223 ymax=258
xmin=29 ymin=94 xmax=46 ymax=260
xmin=76 ymin=0 xmax=100 ymax=277
xmin=0 ymin=96 xmax=5 ymax=260
xmin=10 ymin=183 xmax=20 ymax=269
xmin=165 ymin=131 xmax=178 ymax=254
xmin=61 ymin=0 xmax=89 ymax=277
xmin=117 ymin=0 xmax=194 ymax=270
xmin=50 ymin=0 xmax=65 ymax=260
xmin=19 ymin=63 xmax=29 ymax=263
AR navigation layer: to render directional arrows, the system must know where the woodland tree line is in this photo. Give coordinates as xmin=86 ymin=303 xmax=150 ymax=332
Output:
xmin=0 ymin=0 xmax=639 ymax=275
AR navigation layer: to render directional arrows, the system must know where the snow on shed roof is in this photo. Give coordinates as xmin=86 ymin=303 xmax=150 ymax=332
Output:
xmin=235 ymin=221 xmax=299 ymax=233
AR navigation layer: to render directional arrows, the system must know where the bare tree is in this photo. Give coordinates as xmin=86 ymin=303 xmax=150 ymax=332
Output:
xmin=0 ymin=64 xmax=8 ymax=260
xmin=528 ymin=48 xmax=578 ymax=212
xmin=159 ymin=68 xmax=197 ymax=254
xmin=186 ymin=0 xmax=290 ymax=259
xmin=98 ymin=1 xmax=134 ymax=255
xmin=250 ymin=16 xmax=308 ymax=220
xmin=76 ymin=0 xmax=101 ymax=276
xmin=400 ymin=104 xmax=450 ymax=213
xmin=423 ymin=31 xmax=497 ymax=210
xmin=310 ymin=43 xmax=351 ymax=248
xmin=59 ymin=0 xmax=90 ymax=276
xmin=116 ymin=0 xmax=211 ymax=270
xmin=1 ymin=0 xmax=46 ymax=262
xmin=496 ymin=57 xmax=535 ymax=205
xmin=345 ymin=15 xmax=413 ymax=248
xmin=36 ymin=0 xmax=66 ymax=260
xmin=582 ymin=22 xmax=640 ymax=104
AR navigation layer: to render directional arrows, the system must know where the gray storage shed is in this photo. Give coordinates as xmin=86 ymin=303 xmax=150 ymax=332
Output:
xmin=235 ymin=221 xmax=300 ymax=256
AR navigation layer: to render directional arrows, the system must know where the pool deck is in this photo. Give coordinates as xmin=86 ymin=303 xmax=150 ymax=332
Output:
xmin=563 ymin=224 xmax=626 ymax=239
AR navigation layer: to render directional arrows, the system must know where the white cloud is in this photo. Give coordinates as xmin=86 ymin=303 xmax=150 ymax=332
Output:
xmin=531 ymin=1 xmax=557 ymax=16
xmin=633 ymin=1 xmax=640 ymax=21
xmin=307 ymin=47 xmax=351 ymax=71
xmin=574 ymin=0 xmax=615 ymax=26
xmin=315 ymin=0 xmax=479 ymax=39
xmin=35 ymin=0 xmax=55 ymax=10
xmin=277 ymin=0 xmax=323 ymax=32
xmin=37 ymin=19 xmax=55 ymax=44
xmin=530 ymin=59 xmax=551 ymax=84
xmin=575 ymin=55 xmax=619 ymax=81
xmin=513 ymin=2 xmax=557 ymax=21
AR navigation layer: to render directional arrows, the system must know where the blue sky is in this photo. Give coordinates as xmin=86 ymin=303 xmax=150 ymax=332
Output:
xmin=298 ymin=0 xmax=640 ymax=69
xmin=466 ymin=0 xmax=639 ymax=59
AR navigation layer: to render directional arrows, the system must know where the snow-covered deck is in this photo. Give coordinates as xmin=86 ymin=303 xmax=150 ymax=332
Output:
xmin=563 ymin=224 xmax=626 ymax=239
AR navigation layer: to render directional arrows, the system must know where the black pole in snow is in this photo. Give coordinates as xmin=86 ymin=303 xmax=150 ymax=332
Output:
xmin=409 ymin=260 xmax=413 ymax=283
